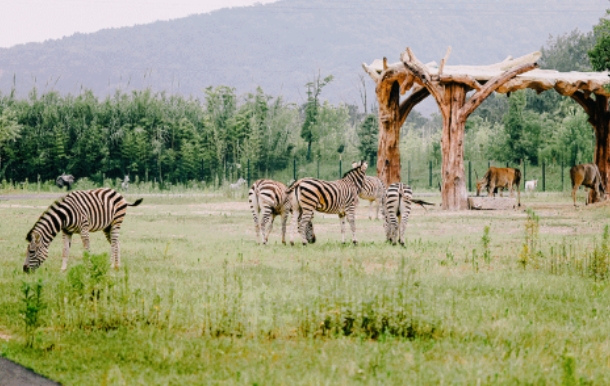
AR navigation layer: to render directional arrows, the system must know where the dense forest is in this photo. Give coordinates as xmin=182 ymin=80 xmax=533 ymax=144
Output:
xmin=0 ymin=20 xmax=608 ymax=187
xmin=0 ymin=0 xmax=606 ymax=104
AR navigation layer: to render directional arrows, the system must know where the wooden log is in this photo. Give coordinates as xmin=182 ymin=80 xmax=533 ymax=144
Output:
xmin=468 ymin=196 xmax=518 ymax=210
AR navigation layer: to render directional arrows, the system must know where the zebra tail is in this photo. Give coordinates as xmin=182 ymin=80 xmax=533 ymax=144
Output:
xmin=412 ymin=199 xmax=434 ymax=207
xmin=127 ymin=198 xmax=144 ymax=207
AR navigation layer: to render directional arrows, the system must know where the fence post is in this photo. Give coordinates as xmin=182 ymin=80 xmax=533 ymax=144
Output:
xmin=293 ymin=158 xmax=296 ymax=181
xmin=468 ymin=160 xmax=472 ymax=193
xmin=317 ymin=159 xmax=320 ymax=179
xmin=428 ymin=160 xmax=432 ymax=188
xmin=523 ymin=160 xmax=526 ymax=189
xmin=407 ymin=160 xmax=411 ymax=186
xmin=542 ymin=161 xmax=546 ymax=192
xmin=561 ymin=156 xmax=564 ymax=191
xmin=339 ymin=159 xmax=342 ymax=179
xmin=488 ymin=160 xmax=491 ymax=170
xmin=247 ymin=159 xmax=250 ymax=187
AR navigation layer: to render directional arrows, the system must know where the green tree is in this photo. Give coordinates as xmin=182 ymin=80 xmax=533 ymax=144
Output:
xmin=0 ymin=107 xmax=22 ymax=177
xmin=301 ymin=73 xmax=333 ymax=161
xmin=357 ymin=114 xmax=378 ymax=165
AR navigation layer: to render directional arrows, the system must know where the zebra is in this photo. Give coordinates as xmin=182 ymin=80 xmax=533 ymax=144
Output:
xmin=288 ymin=161 xmax=368 ymax=245
xmin=383 ymin=182 xmax=413 ymax=246
xmin=249 ymin=179 xmax=314 ymax=245
xmin=23 ymin=188 xmax=143 ymax=272
xmin=230 ymin=177 xmax=247 ymax=190
xmin=121 ymin=175 xmax=130 ymax=191
xmin=358 ymin=176 xmax=385 ymax=220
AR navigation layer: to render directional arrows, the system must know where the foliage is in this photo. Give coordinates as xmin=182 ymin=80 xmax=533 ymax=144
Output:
xmin=301 ymin=73 xmax=334 ymax=161
xmin=357 ymin=114 xmax=377 ymax=165
xmin=589 ymin=10 xmax=610 ymax=72
xmin=20 ymin=279 xmax=45 ymax=348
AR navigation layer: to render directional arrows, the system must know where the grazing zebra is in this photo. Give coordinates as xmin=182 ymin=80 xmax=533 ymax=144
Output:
xmin=288 ymin=161 xmax=368 ymax=245
xmin=23 ymin=188 xmax=143 ymax=272
xmin=358 ymin=176 xmax=385 ymax=220
xmin=249 ymin=179 xmax=315 ymax=245
xmin=383 ymin=182 xmax=413 ymax=245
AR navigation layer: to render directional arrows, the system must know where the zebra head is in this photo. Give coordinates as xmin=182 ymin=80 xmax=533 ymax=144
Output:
xmin=24 ymin=230 xmax=49 ymax=272
xmin=345 ymin=161 xmax=368 ymax=191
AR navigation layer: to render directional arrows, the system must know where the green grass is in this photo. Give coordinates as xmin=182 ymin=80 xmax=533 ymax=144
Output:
xmin=1 ymin=192 xmax=610 ymax=384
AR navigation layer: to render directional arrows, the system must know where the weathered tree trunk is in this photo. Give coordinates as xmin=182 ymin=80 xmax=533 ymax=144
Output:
xmin=571 ymin=93 xmax=610 ymax=200
xmin=440 ymin=84 xmax=469 ymax=210
xmin=593 ymin=95 xmax=610 ymax=196
xmin=376 ymin=81 xmax=402 ymax=185
xmin=363 ymin=60 xmax=429 ymax=186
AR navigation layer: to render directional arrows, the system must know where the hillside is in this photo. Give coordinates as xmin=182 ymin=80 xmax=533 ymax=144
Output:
xmin=0 ymin=0 xmax=607 ymax=106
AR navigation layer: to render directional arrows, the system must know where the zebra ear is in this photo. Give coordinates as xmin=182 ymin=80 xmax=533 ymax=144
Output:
xmin=33 ymin=233 xmax=41 ymax=243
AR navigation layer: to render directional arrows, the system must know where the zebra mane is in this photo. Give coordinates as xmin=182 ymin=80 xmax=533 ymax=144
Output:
xmin=25 ymin=196 xmax=67 ymax=241
xmin=342 ymin=161 xmax=365 ymax=179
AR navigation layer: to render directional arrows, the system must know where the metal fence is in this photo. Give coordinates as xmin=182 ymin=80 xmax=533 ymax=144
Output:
xmin=237 ymin=158 xmax=574 ymax=194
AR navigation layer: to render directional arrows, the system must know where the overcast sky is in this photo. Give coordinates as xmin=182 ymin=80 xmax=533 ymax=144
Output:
xmin=0 ymin=0 xmax=279 ymax=48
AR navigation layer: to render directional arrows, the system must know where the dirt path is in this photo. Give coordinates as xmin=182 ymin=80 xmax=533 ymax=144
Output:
xmin=0 ymin=357 xmax=60 ymax=386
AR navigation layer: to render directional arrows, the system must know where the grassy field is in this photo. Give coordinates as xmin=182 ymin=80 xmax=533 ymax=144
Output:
xmin=1 ymin=189 xmax=610 ymax=385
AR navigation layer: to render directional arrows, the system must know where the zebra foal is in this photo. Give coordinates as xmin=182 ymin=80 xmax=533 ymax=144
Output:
xmin=358 ymin=176 xmax=385 ymax=220
xmin=383 ymin=182 xmax=413 ymax=245
xmin=288 ymin=161 xmax=368 ymax=245
xmin=24 ymin=188 xmax=143 ymax=272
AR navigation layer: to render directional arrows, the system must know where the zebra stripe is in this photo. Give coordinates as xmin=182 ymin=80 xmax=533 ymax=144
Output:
xmin=288 ymin=161 xmax=368 ymax=245
xmin=24 ymin=188 xmax=143 ymax=272
xmin=358 ymin=176 xmax=385 ymax=220
xmin=383 ymin=182 xmax=413 ymax=245
xmin=249 ymin=179 xmax=315 ymax=245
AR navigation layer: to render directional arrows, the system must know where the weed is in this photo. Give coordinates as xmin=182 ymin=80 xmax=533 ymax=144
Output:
xmin=21 ymin=279 xmax=45 ymax=348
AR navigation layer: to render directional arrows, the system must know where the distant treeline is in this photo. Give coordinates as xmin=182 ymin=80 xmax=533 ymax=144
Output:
xmin=0 ymin=85 xmax=367 ymax=184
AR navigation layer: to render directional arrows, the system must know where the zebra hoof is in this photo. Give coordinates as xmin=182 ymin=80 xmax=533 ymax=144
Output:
xmin=290 ymin=241 xmax=295 ymax=246
xmin=352 ymin=240 xmax=358 ymax=245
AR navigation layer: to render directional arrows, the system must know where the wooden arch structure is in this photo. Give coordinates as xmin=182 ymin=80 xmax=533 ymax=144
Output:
xmin=363 ymin=48 xmax=610 ymax=210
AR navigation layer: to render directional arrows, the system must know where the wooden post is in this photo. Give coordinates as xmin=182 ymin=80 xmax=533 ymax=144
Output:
xmin=293 ymin=158 xmax=296 ymax=181
xmin=542 ymin=161 xmax=546 ymax=192
xmin=468 ymin=160 xmax=472 ymax=193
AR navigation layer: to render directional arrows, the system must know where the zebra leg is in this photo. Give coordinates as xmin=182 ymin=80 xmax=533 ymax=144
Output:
xmin=339 ymin=214 xmax=347 ymax=243
xmin=399 ymin=213 xmax=406 ymax=246
xmin=374 ymin=199 xmax=380 ymax=220
xmin=104 ymin=226 xmax=121 ymax=269
xmin=259 ymin=207 xmax=273 ymax=244
xmin=252 ymin=208 xmax=261 ymax=243
xmin=368 ymin=200 xmax=373 ymax=220
xmin=281 ymin=210 xmax=288 ymax=245
xmin=61 ymin=232 xmax=72 ymax=271
xmin=298 ymin=210 xmax=314 ymax=245
xmin=347 ymin=208 xmax=358 ymax=245
xmin=263 ymin=212 xmax=276 ymax=245
xmin=81 ymin=227 xmax=91 ymax=252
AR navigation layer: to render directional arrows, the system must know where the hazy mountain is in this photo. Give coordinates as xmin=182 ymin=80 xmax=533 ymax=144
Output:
xmin=0 ymin=0 xmax=606 ymax=108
